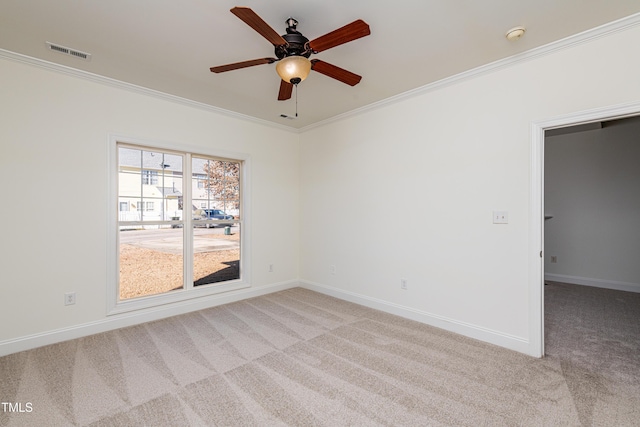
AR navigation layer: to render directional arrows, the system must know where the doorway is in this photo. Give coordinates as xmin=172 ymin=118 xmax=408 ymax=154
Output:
xmin=528 ymin=101 xmax=640 ymax=357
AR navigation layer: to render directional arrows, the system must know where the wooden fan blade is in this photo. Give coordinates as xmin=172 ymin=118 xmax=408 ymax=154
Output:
xmin=231 ymin=7 xmax=288 ymax=46
xmin=278 ymin=80 xmax=293 ymax=100
xmin=210 ymin=58 xmax=278 ymax=73
xmin=311 ymin=59 xmax=362 ymax=86
xmin=308 ymin=19 xmax=370 ymax=53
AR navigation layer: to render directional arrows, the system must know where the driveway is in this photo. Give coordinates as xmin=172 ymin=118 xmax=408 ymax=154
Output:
xmin=119 ymin=227 xmax=239 ymax=254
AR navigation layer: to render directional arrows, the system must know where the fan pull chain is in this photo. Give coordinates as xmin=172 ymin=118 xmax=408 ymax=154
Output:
xmin=295 ymin=83 xmax=298 ymax=117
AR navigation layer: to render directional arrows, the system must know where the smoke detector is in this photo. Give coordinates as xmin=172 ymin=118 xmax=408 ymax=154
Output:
xmin=505 ymin=27 xmax=526 ymax=41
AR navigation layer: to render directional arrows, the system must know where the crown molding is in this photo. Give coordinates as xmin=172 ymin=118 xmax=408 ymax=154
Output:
xmin=2 ymin=11 xmax=639 ymax=136
xmin=0 ymin=48 xmax=300 ymax=134
xmin=299 ymin=12 xmax=640 ymax=133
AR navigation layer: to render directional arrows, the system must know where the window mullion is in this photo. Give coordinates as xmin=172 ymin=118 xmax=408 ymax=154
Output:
xmin=161 ymin=154 xmax=165 ymax=221
xmin=139 ymin=152 xmax=144 ymax=222
xmin=184 ymin=153 xmax=193 ymax=290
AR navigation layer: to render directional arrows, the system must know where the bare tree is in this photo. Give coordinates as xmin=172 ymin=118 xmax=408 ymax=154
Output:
xmin=203 ymin=160 xmax=240 ymax=209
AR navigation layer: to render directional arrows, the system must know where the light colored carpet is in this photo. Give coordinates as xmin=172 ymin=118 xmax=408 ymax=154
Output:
xmin=544 ymin=281 xmax=640 ymax=426
xmin=0 ymin=286 xmax=638 ymax=426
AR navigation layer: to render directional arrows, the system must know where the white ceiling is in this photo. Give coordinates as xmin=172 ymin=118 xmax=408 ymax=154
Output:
xmin=2 ymin=0 xmax=640 ymax=129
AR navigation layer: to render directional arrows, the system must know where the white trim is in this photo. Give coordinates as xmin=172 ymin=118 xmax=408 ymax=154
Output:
xmin=0 ymin=49 xmax=297 ymax=134
xmin=107 ymin=134 xmax=118 ymax=313
xmin=300 ymin=12 xmax=640 ymax=133
xmin=299 ymin=280 xmax=531 ymax=356
xmin=107 ymin=134 xmax=252 ymax=315
xmin=0 ymin=280 xmax=298 ymax=357
xmin=545 ymin=274 xmax=640 ymax=294
xmin=184 ymin=152 xmax=194 ymax=293
xmin=529 ymin=100 xmax=640 ymax=358
xmin=2 ymin=13 xmax=639 ymax=135
xmin=529 ymin=123 xmax=545 ymax=358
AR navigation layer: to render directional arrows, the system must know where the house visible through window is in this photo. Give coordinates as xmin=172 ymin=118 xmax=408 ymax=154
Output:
xmin=116 ymin=144 xmax=243 ymax=305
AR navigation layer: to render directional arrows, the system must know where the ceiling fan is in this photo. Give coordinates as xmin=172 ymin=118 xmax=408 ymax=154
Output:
xmin=210 ymin=7 xmax=371 ymax=101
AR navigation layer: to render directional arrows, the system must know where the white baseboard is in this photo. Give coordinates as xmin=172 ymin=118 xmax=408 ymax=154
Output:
xmin=3 ymin=279 xmax=538 ymax=358
xmin=0 ymin=280 xmax=298 ymax=357
xmin=299 ymin=280 xmax=532 ymax=356
xmin=545 ymin=274 xmax=640 ymax=293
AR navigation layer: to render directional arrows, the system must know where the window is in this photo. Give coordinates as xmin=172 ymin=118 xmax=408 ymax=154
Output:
xmin=135 ymin=201 xmax=154 ymax=211
xmin=142 ymin=170 xmax=158 ymax=185
xmin=110 ymin=139 xmax=248 ymax=313
xmin=194 ymin=173 xmax=207 ymax=189
xmin=192 ymin=158 xmax=240 ymax=214
xmin=192 ymin=157 xmax=241 ymax=286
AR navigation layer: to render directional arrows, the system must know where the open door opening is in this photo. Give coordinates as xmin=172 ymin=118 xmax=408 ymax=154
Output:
xmin=530 ymin=102 xmax=640 ymax=358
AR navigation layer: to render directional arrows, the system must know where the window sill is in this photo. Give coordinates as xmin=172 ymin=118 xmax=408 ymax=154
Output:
xmin=107 ymin=280 xmax=250 ymax=316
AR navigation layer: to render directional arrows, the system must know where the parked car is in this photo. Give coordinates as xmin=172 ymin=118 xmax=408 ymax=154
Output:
xmin=194 ymin=209 xmax=234 ymax=228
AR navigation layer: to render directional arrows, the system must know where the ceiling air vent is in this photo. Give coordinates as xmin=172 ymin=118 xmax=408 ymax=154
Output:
xmin=46 ymin=42 xmax=91 ymax=61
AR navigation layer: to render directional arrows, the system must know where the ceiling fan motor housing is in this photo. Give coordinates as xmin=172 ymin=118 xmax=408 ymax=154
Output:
xmin=275 ymin=27 xmax=311 ymax=59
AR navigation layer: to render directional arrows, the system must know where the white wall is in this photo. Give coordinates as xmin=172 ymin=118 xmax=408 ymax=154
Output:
xmin=545 ymin=119 xmax=640 ymax=291
xmin=299 ymin=22 xmax=640 ymax=354
xmin=0 ymin=57 xmax=299 ymax=354
xmin=3 ymin=18 xmax=640 ymax=358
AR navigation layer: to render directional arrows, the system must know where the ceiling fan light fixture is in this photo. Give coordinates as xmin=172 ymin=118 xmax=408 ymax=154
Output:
xmin=276 ymin=56 xmax=311 ymax=84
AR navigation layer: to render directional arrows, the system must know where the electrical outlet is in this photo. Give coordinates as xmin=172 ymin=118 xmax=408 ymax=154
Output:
xmin=64 ymin=292 xmax=76 ymax=306
xmin=493 ymin=211 xmax=509 ymax=224
xmin=401 ymin=279 xmax=408 ymax=290
xmin=269 ymin=264 xmax=274 ymax=273
xmin=550 ymin=256 xmax=557 ymax=264
xmin=330 ymin=265 xmax=336 ymax=275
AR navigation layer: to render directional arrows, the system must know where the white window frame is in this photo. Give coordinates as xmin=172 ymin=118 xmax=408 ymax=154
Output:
xmin=107 ymin=134 xmax=251 ymax=315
